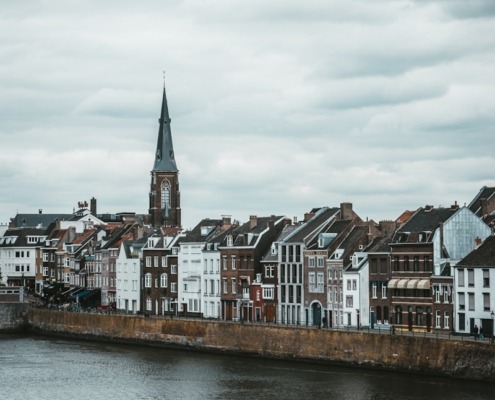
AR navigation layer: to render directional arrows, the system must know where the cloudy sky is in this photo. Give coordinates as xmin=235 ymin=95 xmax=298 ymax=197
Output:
xmin=1 ymin=0 xmax=494 ymax=229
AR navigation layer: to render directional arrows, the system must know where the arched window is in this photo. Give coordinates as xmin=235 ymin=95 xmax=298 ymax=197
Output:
xmin=160 ymin=273 xmax=168 ymax=288
xmin=161 ymin=180 xmax=171 ymax=209
xmin=145 ymin=273 xmax=152 ymax=288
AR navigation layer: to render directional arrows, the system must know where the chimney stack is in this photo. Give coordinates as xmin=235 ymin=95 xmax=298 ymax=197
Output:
xmin=90 ymin=197 xmax=97 ymax=215
xmin=250 ymin=215 xmax=257 ymax=229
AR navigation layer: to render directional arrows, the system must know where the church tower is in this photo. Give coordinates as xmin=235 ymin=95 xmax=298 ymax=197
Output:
xmin=149 ymin=82 xmax=181 ymax=228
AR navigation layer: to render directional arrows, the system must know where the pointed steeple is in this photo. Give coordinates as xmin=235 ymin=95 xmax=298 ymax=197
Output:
xmin=153 ymin=82 xmax=178 ymax=172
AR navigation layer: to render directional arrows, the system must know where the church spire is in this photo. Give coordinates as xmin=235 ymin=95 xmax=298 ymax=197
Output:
xmin=153 ymin=80 xmax=178 ymax=172
xmin=149 ymin=79 xmax=181 ymax=228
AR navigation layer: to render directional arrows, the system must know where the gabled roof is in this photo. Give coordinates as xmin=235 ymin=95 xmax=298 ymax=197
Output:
xmin=457 ymin=236 xmax=495 ymax=267
xmin=10 ymin=213 xmax=73 ymax=229
xmin=180 ymin=218 xmax=223 ymax=243
xmin=0 ymin=228 xmax=46 ymax=247
xmin=468 ymin=186 xmax=495 ymax=215
xmin=220 ymin=215 xmax=285 ymax=248
xmin=394 ymin=206 xmax=458 ymax=242
xmin=285 ymin=207 xmax=340 ymax=244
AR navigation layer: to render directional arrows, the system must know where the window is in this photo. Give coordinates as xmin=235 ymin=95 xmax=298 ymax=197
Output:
xmin=424 ymin=256 xmax=431 ymax=272
xmin=231 ymin=278 xmax=236 ymax=294
xmin=458 ymin=268 xmax=464 ymax=287
xmin=381 ymin=283 xmax=387 ymax=299
xmin=171 ymin=264 xmax=177 ymax=274
xmin=458 ymin=293 xmax=465 ymax=310
xmin=380 ymin=259 xmax=387 ymax=274
xmin=43 ymin=253 xmax=48 ymax=262
xmin=483 ymin=293 xmax=490 ymax=311
xmin=443 ymin=286 xmax=449 ymax=303
xmin=370 ymin=259 xmax=377 ymax=274
xmin=413 ymin=256 xmax=419 ymax=271
xmin=345 ymin=296 xmax=353 ymax=308
xmin=227 ymin=235 xmax=233 ymax=247
xmin=393 ymin=257 xmax=399 ymax=271
xmin=352 ymin=279 xmax=357 ymax=290
xmin=161 ymin=180 xmax=171 ymax=210
xmin=467 ymin=269 xmax=474 ymax=287
xmin=223 ymin=279 xmax=227 ymax=294
xmin=146 ymin=256 xmax=151 ymax=268
xmin=435 ymin=285 xmax=441 ymax=303
xmin=145 ymin=273 xmax=152 ymax=288
xmin=146 ymin=298 xmax=152 ymax=311
xmin=222 ymin=257 xmax=227 ymax=270
xmin=154 ymin=256 xmax=159 ymax=267
xmin=317 ymin=257 xmax=324 ymax=267
xmin=317 ymin=273 xmax=324 ymax=292
xmin=483 ymin=269 xmax=490 ymax=288
xmin=154 ymin=278 xmax=158 ymax=288
xmin=160 ymin=273 xmax=168 ymax=288
xmin=309 ymin=273 xmax=316 ymax=292
xmin=171 ymin=282 xmax=177 ymax=293
xmin=435 ymin=310 xmax=441 ymax=328
xmin=468 ymin=293 xmax=475 ymax=311
xmin=444 ymin=311 xmax=450 ymax=329
xmin=162 ymin=256 xmax=167 ymax=268
xmin=231 ymin=256 xmax=236 ymax=270
xmin=263 ymin=286 xmax=274 ymax=299
xmin=346 ymin=279 xmax=351 ymax=290
xmin=403 ymin=256 xmax=409 ymax=271
xmin=309 ymin=257 xmax=315 ymax=267
xmin=265 ymin=265 xmax=274 ymax=278
xmin=371 ymin=282 xmax=377 ymax=299
xmin=42 ymin=266 xmax=48 ymax=277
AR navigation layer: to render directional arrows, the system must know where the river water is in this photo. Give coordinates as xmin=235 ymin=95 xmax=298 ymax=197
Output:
xmin=0 ymin=334 xmax=493 ymax=400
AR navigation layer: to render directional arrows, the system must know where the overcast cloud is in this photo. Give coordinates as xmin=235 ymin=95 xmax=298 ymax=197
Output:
xmin=1 ymin=0 xmax=494 ymax=229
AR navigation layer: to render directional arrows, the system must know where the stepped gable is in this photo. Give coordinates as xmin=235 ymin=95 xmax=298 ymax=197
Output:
xmin=457 ymin=236 xmax=495 ymax=267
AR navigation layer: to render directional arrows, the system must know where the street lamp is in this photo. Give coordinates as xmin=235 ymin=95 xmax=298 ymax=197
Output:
xmin=491 ymin=311 xmax=494 ymax=344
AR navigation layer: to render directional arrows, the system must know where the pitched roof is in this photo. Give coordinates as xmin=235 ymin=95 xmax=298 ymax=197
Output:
xmin=396 ymin=207 xmax=457 ymax=236
xmin=468 ymin=186 xmax=495 ymax=216
xmin=180 ymin=219 xmax=223 ymax=243
xmin=457 ymin=236 xmax=495 ymax=267
xmin=285 ymin=207 xmax=340 ymax=244
xmin=10 ymin=213 xmax=73 ymax=229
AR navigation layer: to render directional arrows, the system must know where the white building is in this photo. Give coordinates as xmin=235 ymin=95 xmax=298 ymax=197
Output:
xmin=453 ymin=235 xmax=495 ymax=337
xmin=116 ymin=241 xmax=142 ymax=314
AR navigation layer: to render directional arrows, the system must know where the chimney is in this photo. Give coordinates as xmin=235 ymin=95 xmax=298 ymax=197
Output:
xmin=250 ymin=215 xmax=257 ymax=229
xmin=475 ymin=236 xmax=482 ymax=248
xmin=451 ymin=201 xmax=459 ymax=210
xmin=304 ymin=212 xmax=314 ymax=222
xmin=90 ymin=197 xmax=97 ymax=215
xmin=222 ymin=215 xmax=232 ymax=229
xmin=293 ymin=216 xmax=298 ymax=224
xmin=39 ymin=209 xmax=42 ymax=214
xmin=340 ymin=202 xmax=353 ymax=220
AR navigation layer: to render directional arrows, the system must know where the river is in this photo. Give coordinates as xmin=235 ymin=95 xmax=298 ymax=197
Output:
xmin=0 ymin=334 xmax=493 ymax=399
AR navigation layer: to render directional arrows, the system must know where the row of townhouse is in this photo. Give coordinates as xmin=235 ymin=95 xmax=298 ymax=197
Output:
xmin=2 ymin=190 xmax=495 ymax=336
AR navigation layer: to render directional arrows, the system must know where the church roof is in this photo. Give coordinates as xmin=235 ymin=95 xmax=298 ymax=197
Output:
xmin=152 ymin=85 xmax=178 ymax=172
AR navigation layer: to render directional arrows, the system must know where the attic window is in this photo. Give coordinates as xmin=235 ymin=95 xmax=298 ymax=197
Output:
xmin=418 ymin=232 xmax=431 ymax=242
xmin=227 ymin=235 xmax=233 ymax=247
xmin=398 ymin=233 xmax=409 ymax=243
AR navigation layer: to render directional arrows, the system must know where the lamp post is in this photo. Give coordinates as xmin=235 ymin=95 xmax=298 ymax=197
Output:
xmin=491 ymin=311 xmax=494 ymax=344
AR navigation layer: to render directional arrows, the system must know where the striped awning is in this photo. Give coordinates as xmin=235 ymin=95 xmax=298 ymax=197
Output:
xmin=407 ymin=279 xmax=420 ymax=289
xmin=387 ymin=279 xmax=399 ymax=288
xmin=396 ymin=279 xmax=409 ymax=289
xmin=417 ymin=279 xmax=430 ymax=289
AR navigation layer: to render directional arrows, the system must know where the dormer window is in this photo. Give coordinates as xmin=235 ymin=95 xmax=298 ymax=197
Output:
xmin=398 ymin=232 xmax=409 ymax=243
xmin=227 ymin=235 xmax=233 ymax=247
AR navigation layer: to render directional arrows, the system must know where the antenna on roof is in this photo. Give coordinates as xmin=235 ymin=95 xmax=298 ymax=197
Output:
xmin=162 ymin=70 xmax=166 ymax=88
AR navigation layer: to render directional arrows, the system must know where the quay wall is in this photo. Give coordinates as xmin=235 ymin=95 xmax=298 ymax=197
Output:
xmin=27 ymin=309 xmax=495 ymax=382
xmin=0 ymin=303 xmax=30 ymax=332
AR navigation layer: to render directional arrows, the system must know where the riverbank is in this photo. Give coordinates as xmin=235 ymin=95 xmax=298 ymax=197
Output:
xmin=26 ymin=308 xmax=495 ymax=382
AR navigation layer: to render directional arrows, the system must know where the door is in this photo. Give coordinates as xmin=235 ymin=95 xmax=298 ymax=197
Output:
xmin=312 ymin=303 xmax=321 ymax=327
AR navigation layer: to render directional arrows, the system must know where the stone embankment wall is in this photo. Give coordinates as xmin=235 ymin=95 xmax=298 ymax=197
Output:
xmin=28 ymin=309 xmax=495 ymax=382
xmin=0 ymin=303 xmax=30 ymax=332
